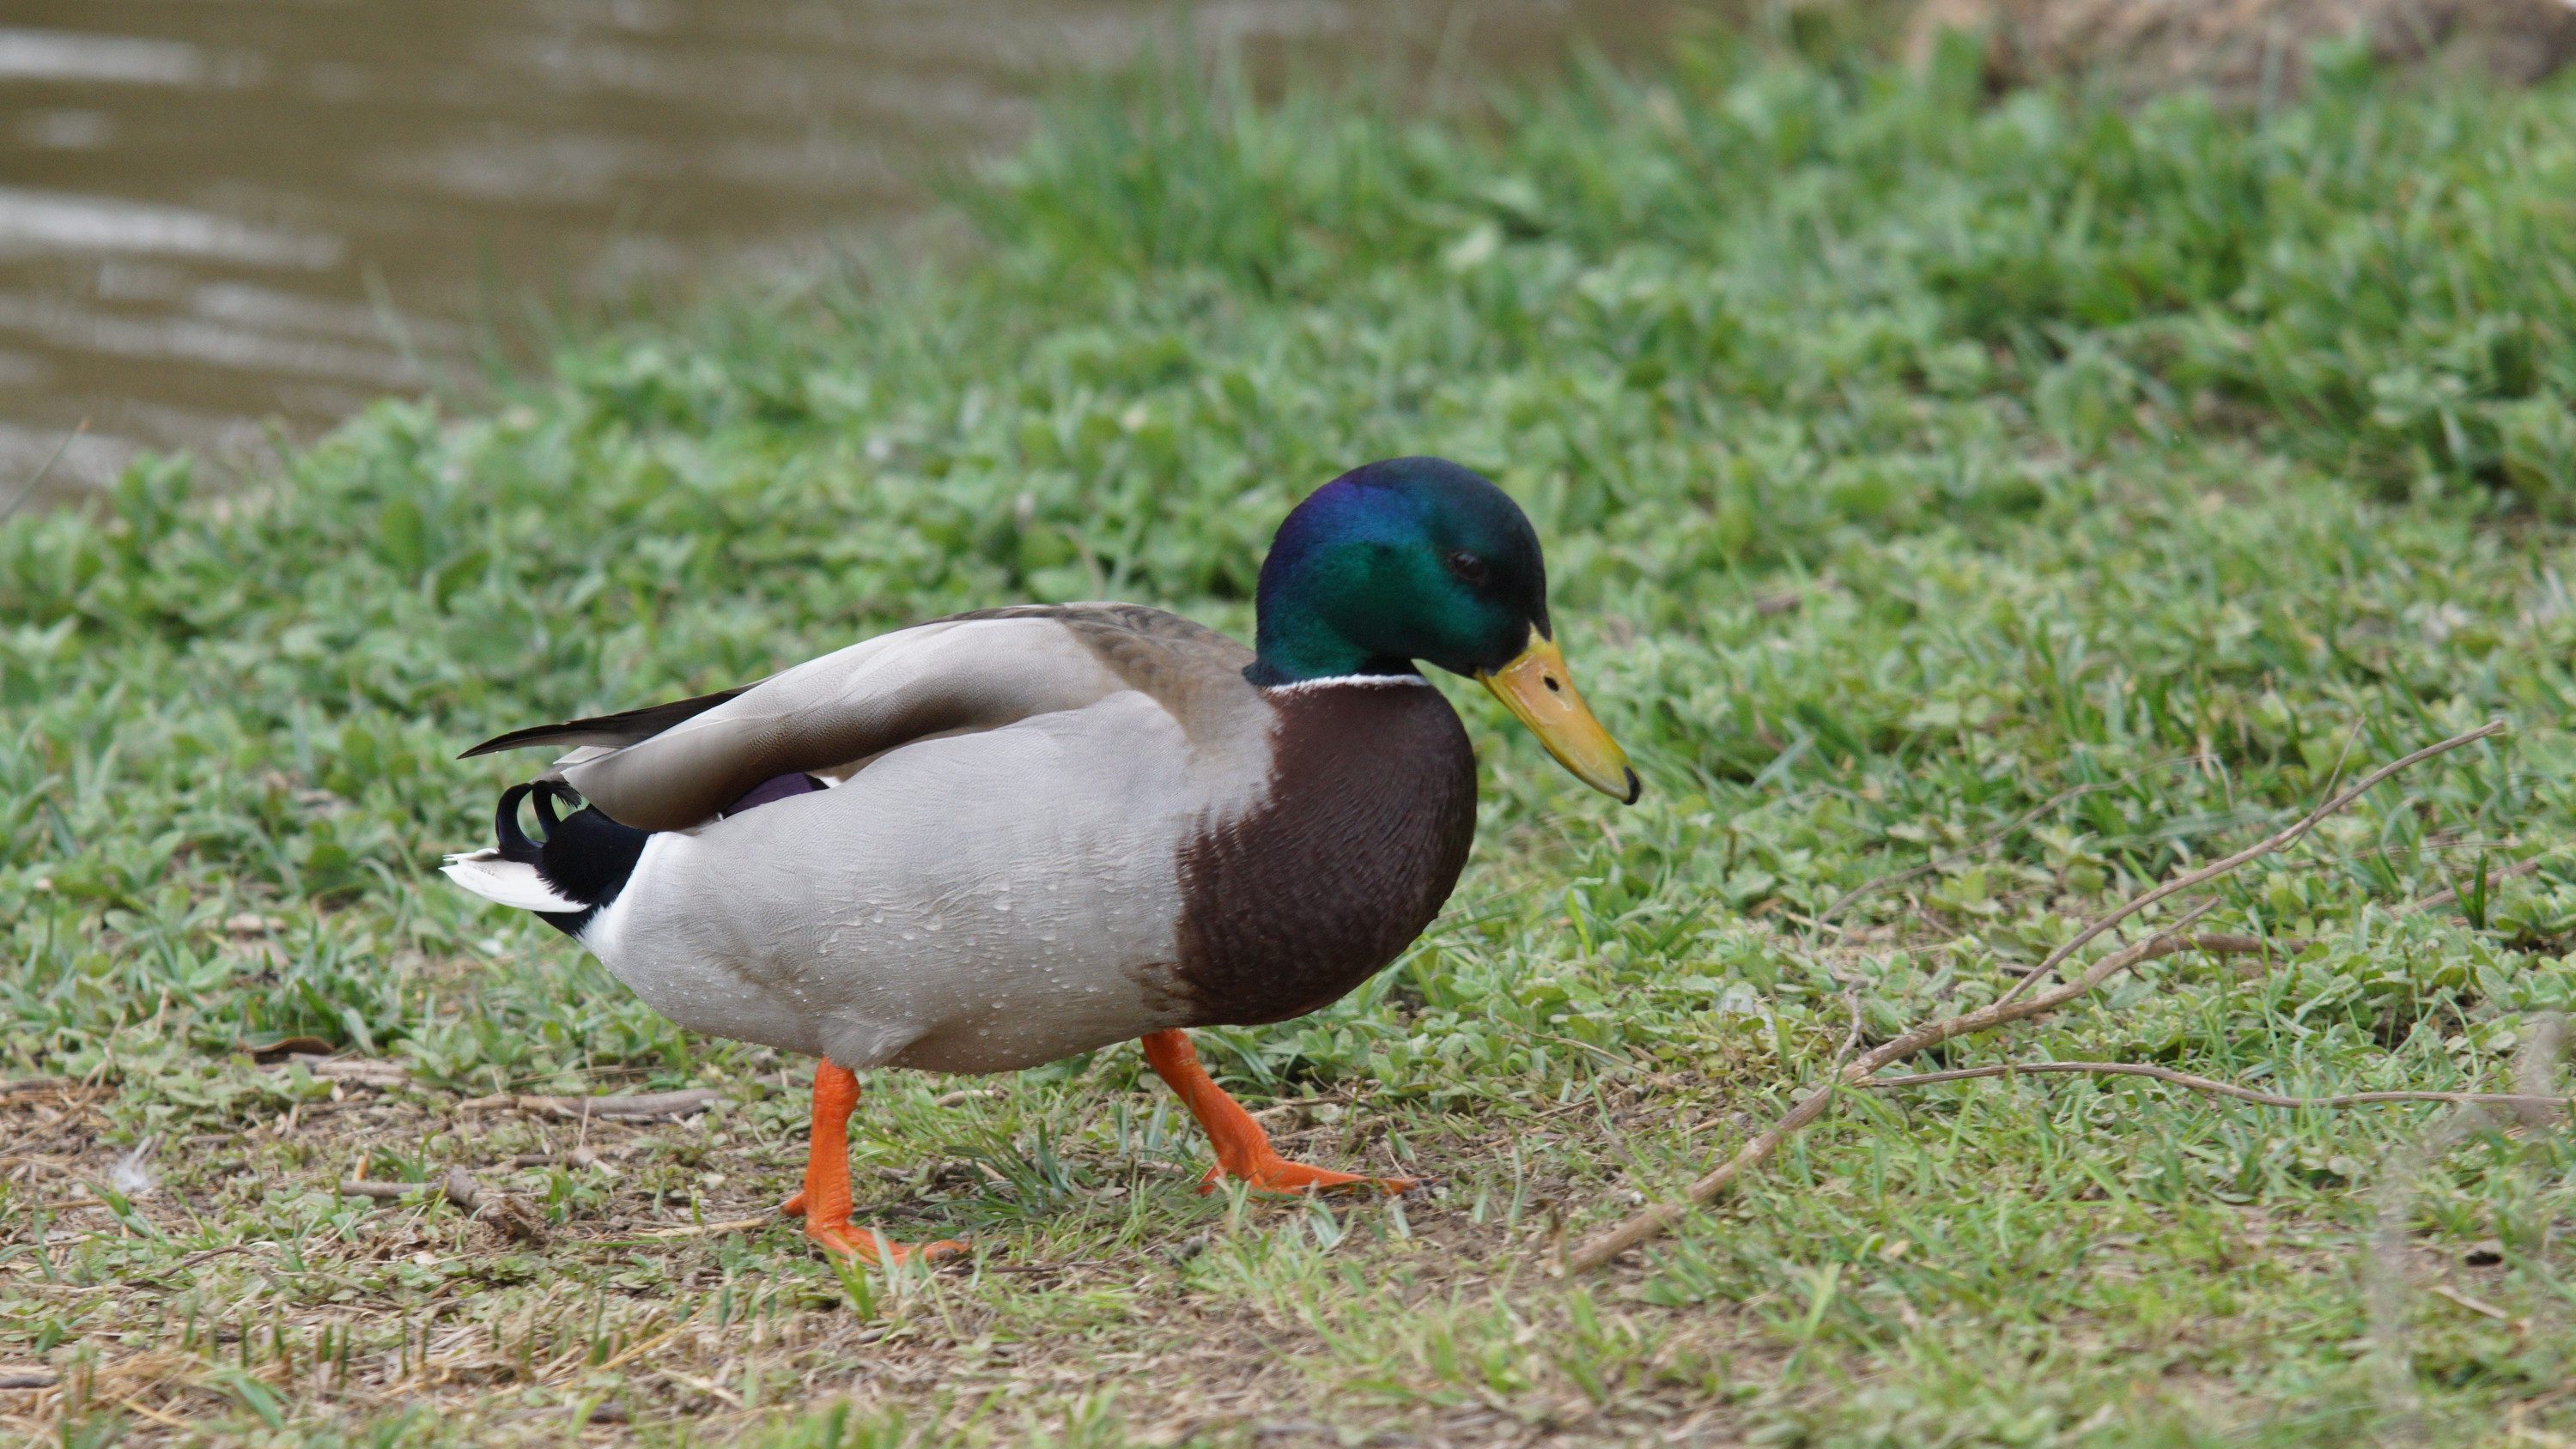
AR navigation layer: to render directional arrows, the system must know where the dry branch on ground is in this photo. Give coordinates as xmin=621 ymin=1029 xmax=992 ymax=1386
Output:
xmin=1568 ymin=720 xmax=2511 ymax=1270
xmin=1862 ymin=1059 xmax=2572 ymax=1112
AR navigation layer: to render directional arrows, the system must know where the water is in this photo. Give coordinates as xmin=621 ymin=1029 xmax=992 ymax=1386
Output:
xmin=0 ymin=1 xmax=1672 ymax=506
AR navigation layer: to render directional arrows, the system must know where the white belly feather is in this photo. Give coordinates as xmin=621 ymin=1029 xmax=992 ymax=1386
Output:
xmin=577 ymin=691 xmax=1224 ymax=1073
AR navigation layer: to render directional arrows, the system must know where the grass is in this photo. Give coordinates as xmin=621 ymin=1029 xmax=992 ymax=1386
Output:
xmin=9 ymin=22 xmax=2576 ymax=1446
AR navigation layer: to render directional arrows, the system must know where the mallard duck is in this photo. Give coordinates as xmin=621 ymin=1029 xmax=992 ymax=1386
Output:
xmin=443 ymin=457 xmax=1635 ymax=1263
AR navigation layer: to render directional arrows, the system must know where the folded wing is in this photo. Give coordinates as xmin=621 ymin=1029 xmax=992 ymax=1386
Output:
xmin=462 ymin=609 xmax=1137 ymax=832
xmin=459 ymin=686 xmax=750 ymax=759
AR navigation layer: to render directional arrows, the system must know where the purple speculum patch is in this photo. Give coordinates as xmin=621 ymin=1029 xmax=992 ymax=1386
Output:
xmin=722 ymin=773 xmax=824 ymax=816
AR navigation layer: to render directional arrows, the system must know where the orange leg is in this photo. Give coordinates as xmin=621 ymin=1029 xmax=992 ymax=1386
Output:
xmin=775 ymin=1061 xmax=963 ymax=1265
xmin=1140 ymin=1029 xmax=1419 ymax=1196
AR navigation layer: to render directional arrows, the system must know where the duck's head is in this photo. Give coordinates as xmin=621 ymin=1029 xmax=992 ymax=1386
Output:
xmin=1249 ymin=457 xmax=1639 ymax=804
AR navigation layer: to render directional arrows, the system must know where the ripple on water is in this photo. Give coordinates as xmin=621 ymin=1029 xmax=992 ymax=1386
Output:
xmin=0 ymin=1 xmax=1674 ymax=504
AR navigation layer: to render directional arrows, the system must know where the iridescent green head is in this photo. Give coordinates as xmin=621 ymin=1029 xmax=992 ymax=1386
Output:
xmin=1249 ymin=458 xmax=1549 ymax=683
xmin=1250 ymin=458 xmax=1637 ymax=803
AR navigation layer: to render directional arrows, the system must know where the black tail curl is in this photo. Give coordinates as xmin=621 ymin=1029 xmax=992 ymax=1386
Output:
xmin=495 ymin=781 xmax=650 ymax=937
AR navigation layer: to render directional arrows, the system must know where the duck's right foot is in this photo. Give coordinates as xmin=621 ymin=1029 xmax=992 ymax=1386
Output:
xmin=1143 ymin=1029 xmax=1425 ymax=1199
xmin=1198 ymin=1157 xmax=1421 ymax=1197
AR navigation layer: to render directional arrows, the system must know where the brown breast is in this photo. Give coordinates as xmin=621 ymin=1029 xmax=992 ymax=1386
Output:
xmin=1170 ymin=678 xmax=1479 ymax=1027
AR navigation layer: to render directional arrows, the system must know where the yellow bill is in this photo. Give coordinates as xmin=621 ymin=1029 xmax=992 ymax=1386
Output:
xmin=1477 ymin=631 xmax=1639 ymax=804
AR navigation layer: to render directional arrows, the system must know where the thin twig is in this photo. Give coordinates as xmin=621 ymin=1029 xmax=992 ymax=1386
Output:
xmin=335 ymin=1180 xmax=420 ymax=1201
xmin=455 ymin=1088 xmax=720 ymax=1120
xmin=2370 ymin=1103 xmax=2496 ymax=1431
xmin=2371 ymin=1016 xmax=2561 ymax=1422
xmin=0 ymin=1078 xmax=74 ymax=1098
xmin=1830 ymin=987 xmax=1863 ymax=1070
xmin=1993 ymin=722 xmax=2506 ymax=1010
xmin=2398 ymin=857 xmax=2546 ymax=917
xmin=1859 ymin=1060 xmax=2570 ymax=1112
xmin=1567 ymin=900 xmax=2215 ymax=1270
xmin=631 ymin=1216 xmax=775 ymax=1240
xmin=331 ymin=1170 xmax=478 ymax=1210
xmin=2002 ymin=931 xmax=2306 ymax=980
xmin=1564 ymin=720 xmax=2506 ymax=1272
xmin=1753 ymin=575 xmax=1836 ymax=615
xmin=0 ymin=421 xmax=83 ymax=526
xmin=507 ymin=1148 xmax=611 ymax=1170
xmin=441 ymin=1166 xmax=480 ymax=1211
xmin=1814 ymin=766 xmax=2194 ymax=929
xmin=2427 ymin=1283 xmax=2513 ymax=1321
xmin=2512 ymin=1015 xmax=2567 ymax=1130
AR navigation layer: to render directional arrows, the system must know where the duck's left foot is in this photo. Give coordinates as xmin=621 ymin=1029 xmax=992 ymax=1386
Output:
xmin=789 ymin=1061 xmax=966 ymax=1266
xmin=1199 ymin=1157 xmax=1420 ymax=1197
xmin=1142 ymin=1029 xmax=1425 ymax=1198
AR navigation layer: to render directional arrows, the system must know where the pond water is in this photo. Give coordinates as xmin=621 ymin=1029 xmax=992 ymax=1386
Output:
xmin=0 ymin=1 xmax=1673 ymax=506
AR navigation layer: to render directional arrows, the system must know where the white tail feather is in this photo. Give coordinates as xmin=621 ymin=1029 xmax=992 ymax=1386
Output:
xmin=441 ymin=850 xmax=585 ymax=913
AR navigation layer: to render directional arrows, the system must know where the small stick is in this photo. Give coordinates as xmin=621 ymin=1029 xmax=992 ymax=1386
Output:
xmin=1814 ymin=757 xmax=2211 ymax=930
xmin=1564 ymin=720 xmax=2507 ymax=1272
xmin=1753 ymin=574 xmax=1836 ymax=615
xmin=1566 ymin=901 xmax=2218 ymax=1271
xmin=335 ymin=1181 xmax=416 ymax=1201
xmin=507 ymin=1148 xmax=610 ymax=1169
xmin=1860 ymin=1060 xmax=2572 ymax=1112
xmin=2398 ymin=858 xmax=2545 ymax=916
xmin=332 ymin=1168 xmax=479 ymax=1209
xmin=1991 ymin=722 xmax=2506 ymax=1010
xmin=2162 ymin=931 xmax=2304 ymax=957
xmin=442 ymin=1166 xmax=480 ymax=1211
xmin=1830 ymin=987 xmax=1863 ymax=1070
xmin=460 ymin=1089 xmax=719 ymax=1120
xmin=1998 ymin=931 xmax=2306 ymax=979
xmin=112 ymin=1395 xmax=189 ymax=1428
xmin=2512 ymin=1015 xmax=2567 ymax=1130
xmin=2427 ymin=1283 xmax=2513 ymax=1322
xmin=632 ymin=1216 xmax=775 ymax=1240
xmin=0 ymin=420 xmax=84 ymax=526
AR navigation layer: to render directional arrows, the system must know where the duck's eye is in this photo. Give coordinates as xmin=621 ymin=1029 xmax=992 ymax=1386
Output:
xmin=1445 ymin=550 xmax=1491 ymax=587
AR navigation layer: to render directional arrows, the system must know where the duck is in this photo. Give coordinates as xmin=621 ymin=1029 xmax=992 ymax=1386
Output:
xmin=441 ymin=456 xmax=1637 ymax=1264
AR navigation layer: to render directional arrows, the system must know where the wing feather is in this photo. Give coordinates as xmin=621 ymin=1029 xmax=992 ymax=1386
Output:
xmin=459 ymin=686 xmax=750 ymax=759
xmin=440 ymin=850 xmax=586 ymax=913
xmin=555 ymin=614 xmax=1134 ymax=831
